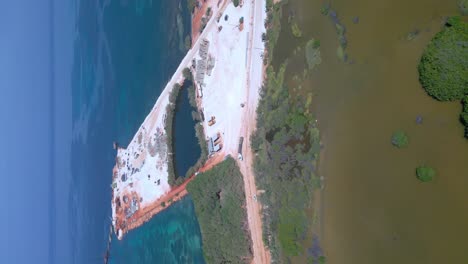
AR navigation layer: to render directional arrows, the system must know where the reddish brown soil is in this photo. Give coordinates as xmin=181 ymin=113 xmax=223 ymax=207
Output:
xmin=115 ymin=153 xmax=225 ymax=239
xmin=191 ymin=0 xmax=226 ymax=44
xmin=191 ymin=1 xmax=209 ymax=45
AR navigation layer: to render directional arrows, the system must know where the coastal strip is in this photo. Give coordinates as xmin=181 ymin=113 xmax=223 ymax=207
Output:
xmin=110 ymin=1 xmax=229 ymax=240
xmin=109 ymin=2 xmax=273 ymax=264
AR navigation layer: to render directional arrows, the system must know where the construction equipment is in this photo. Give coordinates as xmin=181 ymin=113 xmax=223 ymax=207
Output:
xmin=208 ymin=116 xmax=216 ymax=126
xmin=238 ymin=137 xmax=244 ymax=160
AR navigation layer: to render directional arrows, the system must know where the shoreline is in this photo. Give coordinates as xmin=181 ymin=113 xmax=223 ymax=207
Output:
xmin=110 ymin=1 xmax=230 ymax=240
xmin=109 ymin=5 xmax=271 ymax=264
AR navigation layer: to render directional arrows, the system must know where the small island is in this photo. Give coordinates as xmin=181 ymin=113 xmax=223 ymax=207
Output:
xmin=391 ymin=130 xmax=409 ymax=148
xmin=416 ymin=166 xmax=436 ymax=182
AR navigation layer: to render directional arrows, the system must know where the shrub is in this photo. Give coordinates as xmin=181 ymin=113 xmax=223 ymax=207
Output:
xmin=239 ymin=16 xmax=244 ymax=24
xmin=418 ymin=17 xmax=468 ymax=101
xmin=184 ymin=35 xmax=192 ymax=50
xmin=320 ymin=4 xmax=330 ymax=16
xmin=305 ymin=38 xmax=322 ymax=70
xmin=291 ymin=22 xmax=302 ymax=38
xmin=416 ymin=166 xmax=436 ymax=182
xmin=318 ymin=256 xmax=327 ymax=264
xmin=165 ymin=84 xmax=182 ymax=186
xmin=182 ymin=67 xmax=192 ymax=80
xmin=462 ymin=96 xmax=468 ymax=138
xmin=461 ymin=97 xmax=468 ymax=125
xmin=183 ymin=76 xmax=208 ymax=178
xmin=391 ymin=131 xmax=409 ymax=148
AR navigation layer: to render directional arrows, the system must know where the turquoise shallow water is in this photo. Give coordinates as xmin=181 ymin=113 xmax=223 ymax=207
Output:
xmin=110 ymin=196 xmax=205 ymax=264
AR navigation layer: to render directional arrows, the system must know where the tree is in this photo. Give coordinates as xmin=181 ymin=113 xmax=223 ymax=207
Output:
xmin=233 ymin=0 xmax=240 ymax=7
xmin=239 ymin=16 xmax=244 ymax=24
xmin=391 ymin=130 xmax=409 ymax=148
xmin=187 ymin=158 xmax=252 ymax=263
xmin=418 ymin=17 xmax=468 ymax=101
xmin=416 ymin=166 xmax=436 ymax=182
xmin=182 ymin=67 xmax=192 ymax=80
xmin=462 ymin=96 xmax=468 ymax=138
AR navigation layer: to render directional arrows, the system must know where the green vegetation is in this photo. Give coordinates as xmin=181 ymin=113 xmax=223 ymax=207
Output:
xmin=252 ymin=62 xmax=321 ymax=261
xmin=176 ymin=13 xmax=184 ymax=52
xmin=250 ymin=1 xmax=324 ymax=262
xmin=459 ymin=0 xmax=468 ymax=15
xmin=291 ymin=22 xmax=302 ymax=38
xmin=406 ymin=29 xmax=421 ymax=41
xmin=185 ymin=87 xmax=208 ymax=178
xmin=165 ymin=83 xmax=183 ymax=186
xmin=184 ymin=35 xmax=192 ymax=51
xmin=239 ymin=16 xmax=244 ymax=24
xmin=187 ymin=0 xmax=196 ymax=13
xmin=416 ymin=166 xmax=436 ymax=182
xmin=321 ymin=3 xmax=349 ymax=62
xmin=391 ymin=130 xmax=409 ymax=148
xmin=318 ymin=255 xmax=327 ymax=264
xmin=335 ymin=24 xmax=347 ymax=61
xmin=233 ymin=0 xmax=240 ymax=7
xmin=160 ymin=201 xmax=166 ymax=207
xmin=182 ymin=69 xmax=208 ymax=179
xmin=320 ymin=4 xmax=330 ymax=16
xmin=264 ymin=0 xmax=286 ymax=64
xmin=336 ymin=45 xmax=346 ymax=61
xmin=187 ymin=157 xmax=252 ymax=264
xmin=182 ymin=67 xmax=192 ymax=80
xmin=461 ymin=96 xmax=468 ymax=137
xmin=305 ymin=38 xmax=322 ymax=69
xmin=165 ymin=70 xmax=207 ymax=186
xmin=418 ymin=17 xmax=468 ymax=101
xmin=418 ymin=17 xmax=468 ymax=137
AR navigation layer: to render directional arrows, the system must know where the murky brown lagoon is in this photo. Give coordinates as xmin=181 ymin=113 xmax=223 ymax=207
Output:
xmin=273 ymin=0 xmax=468 ymax=263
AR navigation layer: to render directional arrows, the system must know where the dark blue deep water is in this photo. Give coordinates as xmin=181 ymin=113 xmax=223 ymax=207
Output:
xmin=0 ymin=1 xmax=204 ymax=263
xmin=67 ymin=0 xmax=203 ymax=263
xmin=173 ymin=80 xmax=201 ymax=178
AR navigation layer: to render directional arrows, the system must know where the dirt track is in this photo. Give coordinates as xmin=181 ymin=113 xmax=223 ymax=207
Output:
xmin=239 ymin=0 xmax=271 ymax=263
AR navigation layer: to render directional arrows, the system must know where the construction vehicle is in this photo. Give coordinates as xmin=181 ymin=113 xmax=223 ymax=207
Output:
xmin=214 ymin=132 xmax=222 ymax=145
xmin=238 ymin=137 xmax=244 ymax=161
xmin=208 ymin=116 xmax=216 ymax=126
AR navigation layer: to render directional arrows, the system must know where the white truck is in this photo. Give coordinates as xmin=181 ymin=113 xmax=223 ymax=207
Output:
xmin=238 ymin=137 xmax=244 ymax=161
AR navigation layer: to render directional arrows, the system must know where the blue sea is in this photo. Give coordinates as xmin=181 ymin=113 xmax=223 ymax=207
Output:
xmin=0 ymin=0 xmax=204 ymax=263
